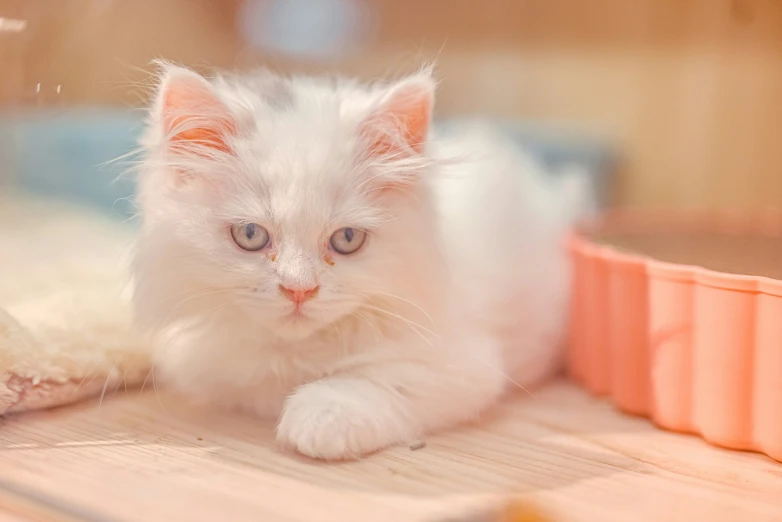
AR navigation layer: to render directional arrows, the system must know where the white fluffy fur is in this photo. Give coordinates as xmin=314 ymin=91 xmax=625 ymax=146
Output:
xmin=132 ymin=65 xmax=592 ymax=460
xmin=0 ymin=194 xmax=149 ymax=415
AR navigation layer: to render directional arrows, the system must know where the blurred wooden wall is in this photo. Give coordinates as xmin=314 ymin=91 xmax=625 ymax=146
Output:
xmin=1 ymin=0 xmax=781 ymax=210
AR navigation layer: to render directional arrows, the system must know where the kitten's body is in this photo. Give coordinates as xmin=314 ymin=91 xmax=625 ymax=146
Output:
xmin=133 ymin=66 xmax=591 ymax=459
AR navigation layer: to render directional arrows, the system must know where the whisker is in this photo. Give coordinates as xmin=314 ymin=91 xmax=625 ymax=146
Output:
xmin=152 ymin=371 xmax=171 ymax=415
xmin=353 ymin=311 xmax=381 ymax=344
xmin=358 ymin=291 xmax=436 ymax=328
xmin=359 ymin=305 xmax=439 ymax=350
xmin=361 ymin=304 xmax=441 ymax=340
xmin=332 ymin=323 xmax=342 ymax=345
xmin=102 ymin=146 xmax=145 ymax=167
xmin=140 ymin=368 xmax=155 ymax=393
xmin=73 ymin=357 xmax=104 ymax=395
xmin=468 ymin=354 xmax=533 ymax=397
xmin=122 ymin=367 xmax=130 ymax=396
xmin=157 ymin=287 xmax=240 ymax=326
xmin=357 ymin=301 xmax=530 ymax=395
xmin=98 ymin=363 xmax=118 ymax=408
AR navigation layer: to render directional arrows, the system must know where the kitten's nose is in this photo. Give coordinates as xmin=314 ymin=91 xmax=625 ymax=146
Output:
xmin=279 ymin=284 xmax=320 ymax=305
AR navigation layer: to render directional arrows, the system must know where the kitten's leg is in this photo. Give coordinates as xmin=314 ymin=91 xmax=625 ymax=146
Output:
xmin=275 ymin=331 xmax=507 ymax=460
xmin=153 ymin=320 xmax=288 ymax=417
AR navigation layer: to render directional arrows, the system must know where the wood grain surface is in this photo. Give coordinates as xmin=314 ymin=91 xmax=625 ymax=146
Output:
xmin=0 ymin=380 xmax=780 ymax=522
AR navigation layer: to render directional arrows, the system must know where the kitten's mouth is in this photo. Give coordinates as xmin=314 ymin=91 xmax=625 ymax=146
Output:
xmin=284 ymin=308 xmax=310 ymax=321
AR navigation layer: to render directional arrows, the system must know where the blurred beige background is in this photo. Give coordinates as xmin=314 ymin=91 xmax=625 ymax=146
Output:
xmin=1 ymin=0 xmax=781 ymax=210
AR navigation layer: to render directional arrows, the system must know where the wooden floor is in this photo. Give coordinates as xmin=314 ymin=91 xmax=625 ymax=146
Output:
xmin=0 ymin=380 xmax=780 ymax=522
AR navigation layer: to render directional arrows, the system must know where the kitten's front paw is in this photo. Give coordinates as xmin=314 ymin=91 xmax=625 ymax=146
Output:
xmin=276 ymin=378 xmax=413 ymax=460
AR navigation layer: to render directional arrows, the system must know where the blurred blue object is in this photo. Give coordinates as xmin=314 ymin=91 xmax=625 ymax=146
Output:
xmin=0 ymin=109 xmax=615 ymax=219
xmin=0 ymin=109 xmax=140 ymax=218
xmin=239 ymin=0 xmax=372 ymax=61
xmin=497 ymin=120 xmax=616 ymax=208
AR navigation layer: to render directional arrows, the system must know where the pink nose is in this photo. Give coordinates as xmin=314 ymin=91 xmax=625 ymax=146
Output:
xmin=279 ymin=284 xmax=319 ymax=304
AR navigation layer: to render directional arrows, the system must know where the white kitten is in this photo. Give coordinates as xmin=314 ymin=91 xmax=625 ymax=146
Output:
xmin=132 ymin=63 xmax=592 ymax=460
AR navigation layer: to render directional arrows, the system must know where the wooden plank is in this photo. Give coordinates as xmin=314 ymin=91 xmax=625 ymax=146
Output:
xmin=0 ymin=381 xmax=779 ymax=521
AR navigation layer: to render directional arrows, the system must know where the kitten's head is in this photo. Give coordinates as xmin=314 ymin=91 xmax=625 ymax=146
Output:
xmin=133 ymin=64 xmax=440 ymax=341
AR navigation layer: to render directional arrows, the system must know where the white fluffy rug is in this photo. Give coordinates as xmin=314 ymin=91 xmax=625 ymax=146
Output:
xmin=0 ymin=193 xmax=150 ymax=415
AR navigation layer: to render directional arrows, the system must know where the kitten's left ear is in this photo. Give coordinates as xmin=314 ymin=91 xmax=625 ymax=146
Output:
xmin=154 ymin=63 xmax=237 ymax=155
xmin=361 ymin=71 xmax=435 ymax=156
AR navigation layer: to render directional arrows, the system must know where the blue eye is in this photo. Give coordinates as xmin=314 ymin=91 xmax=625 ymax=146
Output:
xmin=329 ymin=227 xmax=366 ymax=255
xmin=231 ymin=223 xmax=270 ymax=251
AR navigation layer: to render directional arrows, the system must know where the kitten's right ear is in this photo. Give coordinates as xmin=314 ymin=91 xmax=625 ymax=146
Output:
xmin=153 ymin=64 xmax=237 ymax=155
xmin=360 ymin=71 xmax=435 ymax=157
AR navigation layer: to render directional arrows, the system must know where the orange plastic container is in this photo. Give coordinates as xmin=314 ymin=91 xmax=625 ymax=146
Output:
xmin=568 ymin=211 xmax=782 ymax=462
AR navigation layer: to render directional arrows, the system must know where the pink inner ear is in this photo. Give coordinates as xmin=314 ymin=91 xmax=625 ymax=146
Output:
xmin=362 ymin=79 xmax=433 ymax=157
xmin=162 ymin=75 xmax=236 ymax=154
